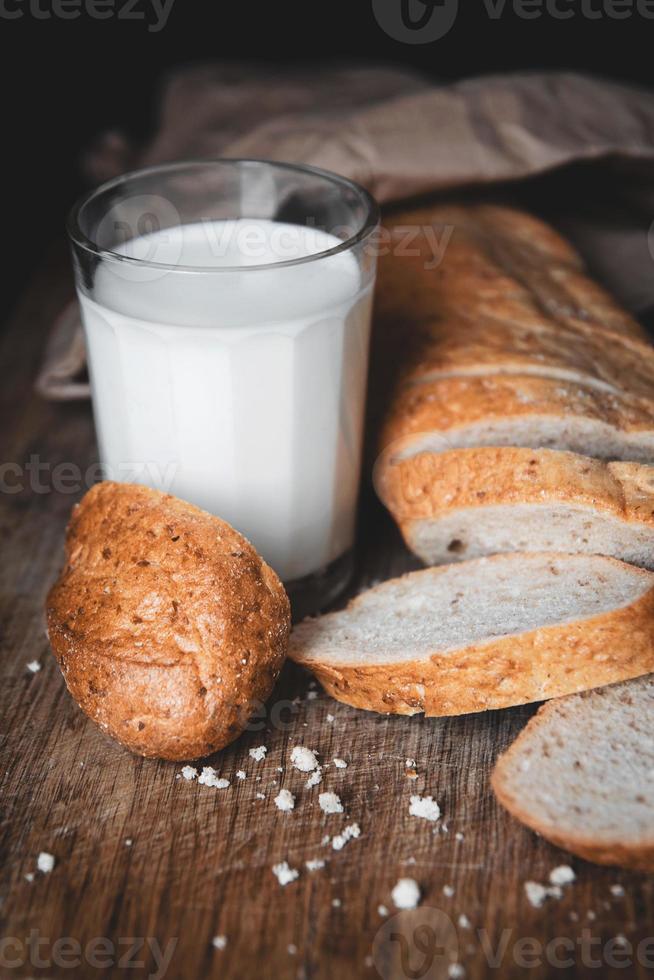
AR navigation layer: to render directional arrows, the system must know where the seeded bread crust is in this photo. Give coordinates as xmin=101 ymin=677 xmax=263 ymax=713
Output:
xmin=289 ymin=554 xmax=654 ymax=716
xmin=46 ymin=481 xmax=290 ymax=761
xmin=491 ymin=676 xmax=654 ymax=871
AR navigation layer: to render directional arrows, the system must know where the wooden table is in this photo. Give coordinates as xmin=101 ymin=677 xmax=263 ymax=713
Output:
xmin=1 ymin=248 xmax=653 ymax=980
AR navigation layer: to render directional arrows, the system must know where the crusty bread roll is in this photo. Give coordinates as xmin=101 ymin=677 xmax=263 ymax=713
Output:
xmin=47 ymin=482 xmax=290 ymax=761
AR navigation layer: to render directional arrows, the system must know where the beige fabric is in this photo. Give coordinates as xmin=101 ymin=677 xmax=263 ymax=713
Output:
xmin=38 ymin=64 xmax=654 ymax=400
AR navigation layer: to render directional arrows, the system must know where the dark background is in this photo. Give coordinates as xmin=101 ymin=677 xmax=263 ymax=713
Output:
xmin=2 ymin=0 xmax=653 ymax=320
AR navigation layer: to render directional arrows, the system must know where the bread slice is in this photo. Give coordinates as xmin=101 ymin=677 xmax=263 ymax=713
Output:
xmin=398 ymin=315 xmax=654 ymax=403
xmin=376 ymin=447 xmax=654 ymax=569
xmin=379 ymin=374 xmax=654 ymax=463
xmin=491 ymin=675 xmax=654 ymax=871
xmin=289 ymin=554 xmax=654 ymax=716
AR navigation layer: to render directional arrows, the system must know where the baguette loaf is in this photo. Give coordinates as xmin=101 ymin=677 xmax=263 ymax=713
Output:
xmin=377 ymin=447 xmax=654 ymax=568
xmin=289 ymin=553 xmax=654 ymax=716
xmin=491 ymin=674 xmax=654 ymax=871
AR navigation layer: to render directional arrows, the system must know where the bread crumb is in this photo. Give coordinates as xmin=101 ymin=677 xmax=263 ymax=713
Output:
xmin=378 ymin=905 xmax=389 ymax=917
xmin=198 ymin=767 xmax=229 ymax=789
xmin=409 ymin=795 xmax=441 ymax=822
xmin=24 ymin=872 xmax=34 ymax=882
xmin=291 ymin=746 xmax=319 ymax=772
xmin=587 ymin=910 xmax=596 ymax=921
xmin=319 ymin=792 xmax=343 ymax=814
xmin=255 ymin=792 xmax=265 ymax=800
xmin=610 ymin=884 xmax=625 ymax=898
xmin=332 ymin=823 xmax=360 ymax=851
xmin=212 ymin=936 xmax=227 ymax=950
xmin=405 ymin=759 xmax=416 ymax=768
xmin=392 ymin=878 xmax=420 ymax=910
xmin=180 ymin=766 xmax=198 ymax=781
xmin=326 ymin=714 xmax=335 ymax=723
xmin=305 ymin=767 xmax=323 ymax=789
xmin=306 ymin=691 xmax=318 ymax=701
xmin=287 ymin=944 xmax=297 ymax=955
xmin=249 ymin=746 xmax=267 ymax=762
xmin=549 ymin=865 xmax=575 ymax=886
xmin=333 ymin=758 xmax=347 ymax=769
xmin=525 ymin=881 xmax=552 ymax=908
xmin=455 ymin=832 xmax=464 ymax=841
xmin=26 ymin=660 xmax=41 ymax=673
xmin=321 ymin=834 xmax=331 ymax=846
xmin=443 ymin=885 xmax=454 ymax=898
xmin=37 ymin=852 xmax=55 ymax=874
xmin=125 ymin=838 xmax=133 ymax=847
xmin=236 ymin=770 xmax=246 ymax=780
xmin=458 ymin=914 xmax=471 ymax=929
xmin=272 ymin=861 xmax=299 ymax=886
xmin=332 ymin=898 xmax=341 ymax=908
xmin=274 ymin=789 xmax=296 ymax=812
xmin=305 ymin=859 xmax=326 ymax=871
xmin=364 ymin=955 xmax=373 ymax=968
xmin=448 ymin=965 xmax=465 ymax=979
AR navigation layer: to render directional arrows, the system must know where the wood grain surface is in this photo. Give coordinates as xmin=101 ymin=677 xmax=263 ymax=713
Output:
xmin=1 ymin=249 xmax=653 ymax=980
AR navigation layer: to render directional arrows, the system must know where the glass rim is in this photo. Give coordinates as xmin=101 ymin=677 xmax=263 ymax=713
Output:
xmin=66 ymin=158 xmax=380 ymax=275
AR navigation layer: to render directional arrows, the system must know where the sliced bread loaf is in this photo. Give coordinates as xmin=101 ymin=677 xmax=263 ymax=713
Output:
xmin=289 ymin=554 xmax=654 ymax=716
xmin=491 ymin=674 xmax=654 ymax=871
xmin=380 ymin=375 xmax=654 ymax=463
xmin=376 ymin=447 xmax=654 ymax=569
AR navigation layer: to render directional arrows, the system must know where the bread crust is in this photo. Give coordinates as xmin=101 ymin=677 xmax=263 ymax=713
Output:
xmin=376 ymin=448 xmax=654 ymax=562
xmin=376 ymin=203 xmax=646 ymax=344
xmin=395 ymin=314 xmax=654 ymax=402
xmin=46 ymin=482 xmax=290 ymax=761
xmin=491 ymin=690 xmax=654 ymax=872
xmin=289 ymin=555 xmax=654 ymax=717
xmin=379 ymin=374 xmax=654 ymax=460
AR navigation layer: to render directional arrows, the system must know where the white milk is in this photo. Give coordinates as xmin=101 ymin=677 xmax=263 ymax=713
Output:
xmin=78 ymin=219 xmax=373 ymax=582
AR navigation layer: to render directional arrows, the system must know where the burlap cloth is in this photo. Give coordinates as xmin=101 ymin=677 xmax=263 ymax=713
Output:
xmin=37 ymin=63 xmax=654 ymax=400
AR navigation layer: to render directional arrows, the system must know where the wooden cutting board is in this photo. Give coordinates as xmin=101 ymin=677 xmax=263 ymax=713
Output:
xmin=1 ymin=249 xmax=652 ymax=980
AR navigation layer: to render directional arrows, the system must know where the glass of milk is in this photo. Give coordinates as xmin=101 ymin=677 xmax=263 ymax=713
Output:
xmin=67 ymin=159 xmax=379 ymax=614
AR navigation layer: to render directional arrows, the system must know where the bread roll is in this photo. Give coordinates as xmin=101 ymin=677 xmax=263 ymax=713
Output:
xmin=47 ymin=482 xmax=290 ymax=761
